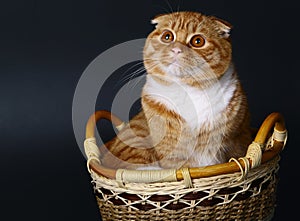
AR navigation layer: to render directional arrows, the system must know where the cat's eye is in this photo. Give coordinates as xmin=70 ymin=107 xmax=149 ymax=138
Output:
xmin=161 ymin=30 xmax=174 ymax=43
xmin=190 ymin=34 xmax=205 ymax=48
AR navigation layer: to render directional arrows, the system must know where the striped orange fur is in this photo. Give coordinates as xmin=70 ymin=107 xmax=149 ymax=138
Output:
xmin=100 ymin=12 xmax=252 ymax=170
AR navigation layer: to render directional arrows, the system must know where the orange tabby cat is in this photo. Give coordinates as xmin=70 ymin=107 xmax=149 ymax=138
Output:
xmin=100 ymin=11 xmax=252 ymax=170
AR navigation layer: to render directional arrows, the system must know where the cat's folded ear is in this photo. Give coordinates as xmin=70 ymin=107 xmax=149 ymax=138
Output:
xmin=151 ymin=14 xmax=168 ymax=26
xmin=210 ymin=16 xmax=233 ymax=39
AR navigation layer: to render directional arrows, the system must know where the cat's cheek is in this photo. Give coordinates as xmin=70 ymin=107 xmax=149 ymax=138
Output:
xmin=146 ymin=37 xmax=162 ymax=51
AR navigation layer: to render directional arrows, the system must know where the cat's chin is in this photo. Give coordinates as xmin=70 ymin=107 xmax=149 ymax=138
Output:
xmin=162 ymin=63 xmax=185 ymax=78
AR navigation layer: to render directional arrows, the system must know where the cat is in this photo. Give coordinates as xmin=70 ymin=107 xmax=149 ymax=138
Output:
xmin=100 ymin=11 xmax=252 ymax=170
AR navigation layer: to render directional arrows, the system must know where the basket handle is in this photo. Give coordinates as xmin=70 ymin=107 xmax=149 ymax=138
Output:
xmin=254 ymin=112 xmax=286 ymax=145
xmin=85 ymin=110 xmax=125 ymax=179
xmin=86 ymin=110 xmax=124 ymax=139
xmin=181 ymin=112 xmax=287 ymax=180
xmin=84 ymin=111 xmax=287 ymax=182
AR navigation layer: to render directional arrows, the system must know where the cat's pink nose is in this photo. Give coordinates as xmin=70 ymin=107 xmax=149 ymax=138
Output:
xmin=172 ymin=47 xmax=182 ymax=54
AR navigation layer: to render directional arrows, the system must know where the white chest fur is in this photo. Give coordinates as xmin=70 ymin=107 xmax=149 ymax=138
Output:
xmin=143 ymin=66 xmax=237 ymax=131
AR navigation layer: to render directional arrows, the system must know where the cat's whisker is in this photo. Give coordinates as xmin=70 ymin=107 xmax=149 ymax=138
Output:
xmin=176 ymin=0 xmax=182 ymax=14
xmin=122 ymin=68 xmax=147 ymax=90
xmin=124 ymin=62 xmax=161 ymax=91
xmin=115 ymin=61 xmax=145 ymax=88
xmin=154 ymin=0 xmax=174 ymax=15
xmin=128 ymin=62 xmax=166 ymax=92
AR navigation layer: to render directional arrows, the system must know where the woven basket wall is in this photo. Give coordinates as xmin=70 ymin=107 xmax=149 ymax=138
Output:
xmin=91 ymin=157 xmax=278 ymax=221
xmin=84 ymin=111 xmax=287 ymax=221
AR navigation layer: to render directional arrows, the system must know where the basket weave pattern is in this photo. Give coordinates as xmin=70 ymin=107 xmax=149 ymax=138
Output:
xmin=91 ymin=157 xmax=279 ymax=221
xmin=85 ymin=111 xmax=287 ymax=220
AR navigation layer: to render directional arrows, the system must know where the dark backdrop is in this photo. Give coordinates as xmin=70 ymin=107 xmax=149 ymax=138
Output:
xmin=1 ymin=0 xmax=299 ymax=220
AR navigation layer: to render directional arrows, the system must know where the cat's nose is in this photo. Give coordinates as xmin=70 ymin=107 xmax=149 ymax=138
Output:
xmin=171 ymin=47 xmax=182 ymax=54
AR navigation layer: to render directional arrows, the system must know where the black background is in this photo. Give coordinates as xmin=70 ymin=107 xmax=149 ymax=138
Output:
xmin=1 ymin=0 xmax=299 ymax=220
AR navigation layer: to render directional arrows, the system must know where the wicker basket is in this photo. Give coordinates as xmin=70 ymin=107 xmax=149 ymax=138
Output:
xmin=84 ymin=111 xmax=287 ymax=221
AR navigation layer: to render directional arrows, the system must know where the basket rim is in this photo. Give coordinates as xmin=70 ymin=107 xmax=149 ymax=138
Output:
xmin=85 ymin=111 xmax=286 ymax=183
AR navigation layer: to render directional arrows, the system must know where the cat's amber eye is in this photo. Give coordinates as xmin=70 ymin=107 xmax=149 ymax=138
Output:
xmin=190 ymin=34 xmax=205 ymax=48
xmin=161 ymin=30 xmax=174 ymax=43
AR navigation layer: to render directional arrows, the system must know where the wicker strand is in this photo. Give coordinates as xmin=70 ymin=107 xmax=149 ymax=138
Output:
xmin=181 ymin=168 xmax=193 ymax=188
xmin=229 ymin=158 xmax=246 ymax=180
xmin=267 ymin=128 xmax=288 ymax=150
xmin=115 ymin=169 xmax=126 ymax=188
xmin=246 ymin=141 xmax=262 ymax=168
xmin=84 ymin=137 xmax=101 ymax=173
xmin=239 ymin=157 xmax=250 ymax=178
xmin=229 ymin=141 xmax=262 ymax=180
xmin=116 ymin=168 xmax=177 ymax=185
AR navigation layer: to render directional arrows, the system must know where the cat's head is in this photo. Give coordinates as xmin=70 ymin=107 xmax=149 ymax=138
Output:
xmin=143 ymin=11 xmax=232 ymax=86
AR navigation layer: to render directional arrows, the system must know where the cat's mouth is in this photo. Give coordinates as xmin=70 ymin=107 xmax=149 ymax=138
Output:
xmin=167 ymin=58 xmax=180 ymax=67
xmin=160 ymin=53 xmax=182 ymax=67
xmin=161 ymin=54 xmax=192 ymax=76
xmin=163 ymin=60 xmax=186 ymax=77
